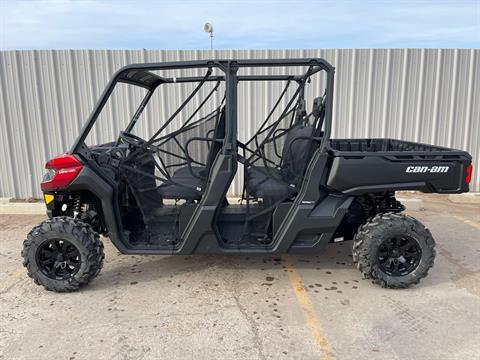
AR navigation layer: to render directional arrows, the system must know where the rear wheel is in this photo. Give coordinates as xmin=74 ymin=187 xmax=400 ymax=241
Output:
xmin=22 ymin=217 xmax=104 ymax=292
xmin=352 ymin=213 xmax=435 ymax=288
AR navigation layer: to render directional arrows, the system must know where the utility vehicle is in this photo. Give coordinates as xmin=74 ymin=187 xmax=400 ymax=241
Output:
xmin=22 ymin=58 xmax=473 ymax=292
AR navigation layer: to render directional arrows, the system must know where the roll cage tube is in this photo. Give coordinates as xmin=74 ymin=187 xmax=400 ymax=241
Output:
xmin=124 ymin=89 xmax=155 ymax=134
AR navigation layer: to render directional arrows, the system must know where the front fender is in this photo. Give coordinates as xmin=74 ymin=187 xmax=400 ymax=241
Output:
xmin=66 ymin=167 xmax=128 ymax=253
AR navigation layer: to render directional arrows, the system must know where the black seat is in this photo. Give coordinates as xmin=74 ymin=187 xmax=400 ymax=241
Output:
xmin=157 ymin=166 xmax=205 ymax=200
xmin=245 ymin=166 xmax=291 ymax=204
xmin=246 ymin=124 xmax=315 ymax=204
xmin=245 ymin=96 xmax=325 ymax=205
xmin=157 ymin=108 xmax=226 ymax=200
xmin=279 ymin=124 xmax=316 ymax=185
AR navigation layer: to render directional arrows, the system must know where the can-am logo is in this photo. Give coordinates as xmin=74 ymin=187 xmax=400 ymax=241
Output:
xmin=405 ymin=166 xmax=449 ymax=173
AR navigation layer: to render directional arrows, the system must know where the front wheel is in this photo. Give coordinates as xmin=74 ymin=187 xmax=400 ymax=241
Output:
xmin=22 ymin=217 xmax=104 ymax=292
xmin=352 ymin=213 xmax=436 ymax=288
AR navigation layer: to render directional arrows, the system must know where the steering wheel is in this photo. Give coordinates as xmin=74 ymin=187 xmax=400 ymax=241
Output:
xmin=118 ymin=131 xmax=146 ymax=148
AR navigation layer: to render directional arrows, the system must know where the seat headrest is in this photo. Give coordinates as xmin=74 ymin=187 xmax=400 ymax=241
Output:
xmin=312 ymin=97 xmax=323 ymax=119
xmin=281 ymin=125 xmax=315 ymax=183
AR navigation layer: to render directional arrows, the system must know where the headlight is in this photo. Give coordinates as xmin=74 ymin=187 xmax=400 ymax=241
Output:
xmin=42 ymin=168 xmax=57 ymax=182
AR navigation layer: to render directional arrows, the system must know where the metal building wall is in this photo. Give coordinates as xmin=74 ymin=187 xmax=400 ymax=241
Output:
xmin=0 ymin=49 xmax=478 ymax=198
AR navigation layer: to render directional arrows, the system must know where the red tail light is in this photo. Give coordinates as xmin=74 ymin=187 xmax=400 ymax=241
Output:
xmin=41 ymin=154 xmax=83 ymax=191
xmin=465 ymin=164 xmax=472 ymax=184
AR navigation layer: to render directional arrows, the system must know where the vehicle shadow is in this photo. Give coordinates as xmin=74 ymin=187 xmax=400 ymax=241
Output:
xmin=91 ymin=241 xmax=360 ymax=291
xmin=92 ymin=235 xmax=458 ymax=292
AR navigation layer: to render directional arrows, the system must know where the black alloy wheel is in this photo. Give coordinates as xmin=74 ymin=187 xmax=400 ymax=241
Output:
xmin=377 ymin=235 xmax=421 ymax=276
xmin=36 ymin=239 xmax=82 ymax=280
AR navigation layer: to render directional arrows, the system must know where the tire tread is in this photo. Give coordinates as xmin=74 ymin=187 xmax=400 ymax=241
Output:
xmin=352 ymin=212 xmax=436 ymax=289
xmin=22 ymin=216 xmax=104 ymax=292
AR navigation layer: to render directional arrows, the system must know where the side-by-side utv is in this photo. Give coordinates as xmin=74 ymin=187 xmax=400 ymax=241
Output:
xmin=22 ymin=58 xmax=473 ymax=292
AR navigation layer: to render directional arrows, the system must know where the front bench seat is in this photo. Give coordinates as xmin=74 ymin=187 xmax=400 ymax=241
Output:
xmin=157 ymin=109 xmax=225 ymax=201
xmin=156 ymin=166 xmax=205 ymax=200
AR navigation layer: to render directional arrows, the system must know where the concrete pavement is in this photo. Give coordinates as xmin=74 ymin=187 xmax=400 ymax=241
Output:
xmin=0 ymin=194 xmax=479 ymax=359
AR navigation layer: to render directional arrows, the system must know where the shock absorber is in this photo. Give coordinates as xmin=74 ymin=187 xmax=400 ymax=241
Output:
xmin=73 ymin=194 xmax=81 ymax=218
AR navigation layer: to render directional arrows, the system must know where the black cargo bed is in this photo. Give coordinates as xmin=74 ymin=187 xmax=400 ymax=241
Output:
xmin=326 ymin=138 xmax=471 ymax=195
xmin=329 ymin=138 xmax=462 ymax=155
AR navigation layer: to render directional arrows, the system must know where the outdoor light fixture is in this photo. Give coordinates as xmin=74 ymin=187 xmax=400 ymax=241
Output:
xmin=203 ymin=22 xmax=214 ymax=50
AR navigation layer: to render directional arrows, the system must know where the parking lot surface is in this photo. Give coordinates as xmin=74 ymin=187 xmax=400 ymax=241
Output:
xmin=0 ymin=194 xmax=479 ymax=360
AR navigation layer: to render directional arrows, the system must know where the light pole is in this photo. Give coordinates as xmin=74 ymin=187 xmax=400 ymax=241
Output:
xmin=203 ymin=22 xmax=214 ymax=50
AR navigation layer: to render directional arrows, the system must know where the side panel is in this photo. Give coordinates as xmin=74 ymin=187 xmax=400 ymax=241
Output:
xmin=177 ymin=153 xmax=236 ymax=254
xmin=271 ymin=151 xmax=354 ymax=253
xmin=327 ymin=155 xmax=471 ymax=194
xmin=277 ymin=195 xmax=353 ymax=253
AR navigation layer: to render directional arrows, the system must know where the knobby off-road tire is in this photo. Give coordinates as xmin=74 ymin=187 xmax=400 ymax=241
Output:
xmin=352 ymin=213 xmax=436 ymax=289
xmin=22 ymin=217 xmax=104 ymax=292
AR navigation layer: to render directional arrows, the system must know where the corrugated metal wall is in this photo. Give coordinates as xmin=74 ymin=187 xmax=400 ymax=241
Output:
xmin=0 ymin=49 xmax=478 ymax=197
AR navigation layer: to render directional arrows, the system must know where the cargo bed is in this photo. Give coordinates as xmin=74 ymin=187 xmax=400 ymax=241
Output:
xmin=326 ymin=138 xmax=472 ymax=194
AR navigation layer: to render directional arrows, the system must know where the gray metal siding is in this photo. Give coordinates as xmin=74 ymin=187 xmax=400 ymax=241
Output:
xmin=0 ymin=49 xmax=478 ymax=198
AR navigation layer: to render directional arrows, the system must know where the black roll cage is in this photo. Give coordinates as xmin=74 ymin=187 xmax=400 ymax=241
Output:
xmin=71 ymin=58 xmax=335 ymax=157
xmin=65 ymin=59 xmax=338 ymax=255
